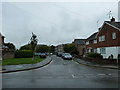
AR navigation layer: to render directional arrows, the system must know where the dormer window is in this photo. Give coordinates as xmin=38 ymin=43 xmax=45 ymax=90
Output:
xmin=112 ymin=32 xmax=116 ymax=39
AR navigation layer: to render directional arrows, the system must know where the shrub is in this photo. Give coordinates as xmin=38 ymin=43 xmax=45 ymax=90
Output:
xmin=15 ymin=50 xmax=33 ymax=58
xmin=86 ymin=52 xmax=103 ymax=58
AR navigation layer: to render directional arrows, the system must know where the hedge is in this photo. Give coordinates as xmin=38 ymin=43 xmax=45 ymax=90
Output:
xmin=86 ymin=52 xmax=103 ymax=58
xmin=15 ymin=50 xmax=33 ymax=58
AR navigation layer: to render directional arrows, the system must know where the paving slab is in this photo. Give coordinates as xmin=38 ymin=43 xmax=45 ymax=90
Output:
xmin=73 ymin=58 xmax=119 ymax=70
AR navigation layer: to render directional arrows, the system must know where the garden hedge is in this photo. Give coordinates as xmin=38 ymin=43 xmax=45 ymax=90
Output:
xmin=86 ymin=52 xmax=103 ymax=58
xmin=15 ymin=50 xmax=33 ymax=58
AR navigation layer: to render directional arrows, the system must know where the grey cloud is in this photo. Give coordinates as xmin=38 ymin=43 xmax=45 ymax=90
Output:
xmin=2 ymin=2 xmax=118 ymax=49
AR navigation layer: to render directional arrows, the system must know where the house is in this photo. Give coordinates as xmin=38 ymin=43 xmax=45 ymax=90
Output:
xmin=55 ymin=44 xmax=64 ymax=53
xmin=86 ymin=17 xmax=120 ymax=59
xmin=0 ymin=33 xmax=15 ymax=60
xmin=72 ymin=39 xmax=86 ymax=56
xmin=0 ymin=33 xmax=5 ymax=45
xmin=0 ymin=33 xmax=4 ymax=60
xmin=86 ymin=32 xmax=98 ymax=53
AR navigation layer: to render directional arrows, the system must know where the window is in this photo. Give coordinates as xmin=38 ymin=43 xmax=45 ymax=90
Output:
xmin=86 ymin=41 xmax=89 ymax=45
xmin=99 ymin=35 xmax=105 ymax=42
xmin=93 ymin=40 xmax=97 ymax=44
xmin=100 ymin=48 xmax=106 ymax=54
xmin=112 ymin=32 xmax=116 ymax=39
xmin=94 ymin=48 xmax=97 ymax=53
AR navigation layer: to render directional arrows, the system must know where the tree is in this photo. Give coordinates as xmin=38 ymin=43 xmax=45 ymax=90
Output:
xmin=4 ymin=42 xmax=16 ymax=50
xmin=49 ymin=45 xmax=55 ymax=53
xmin=63 ymin=43 xmax=78 ymax=55
xmin=30 ymin=32 xmax=38 ymax=60
xmin=19 ymin=44 xmax=32 ymax=50
xmin=36 ymin=45 xmax=50 ymax=53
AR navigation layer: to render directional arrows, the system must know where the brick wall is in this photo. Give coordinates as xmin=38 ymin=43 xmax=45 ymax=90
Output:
xmin=77 ymin=45 xmax=85 ymax=55
xmin=96 ymin=23 xmax=120 ymax=48
xmin=86 ymin=23 xmax=120 ymax=49
xmin=2 ymin=51 xmax=14 ymax=59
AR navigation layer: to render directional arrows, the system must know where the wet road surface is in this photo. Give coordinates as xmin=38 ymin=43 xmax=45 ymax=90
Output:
xmin=2 ymin=55 xmax=119 ymax=88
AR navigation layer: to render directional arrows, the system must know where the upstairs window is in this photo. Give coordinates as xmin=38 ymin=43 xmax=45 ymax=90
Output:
xmin=93 ymin=40 xmax=97 ymax=44
xmin=86 ymin=41 xmax=89 ymax=45
xmin=112 ymin=32 xmax=116 ymax=39
xmin=99 ymin=35 xmax=105 ymax=42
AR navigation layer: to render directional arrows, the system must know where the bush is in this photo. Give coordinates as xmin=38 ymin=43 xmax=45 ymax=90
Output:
xmin=15 ymin=50 xmax=33 ymax=58
xmin=86 ymin=52 xmax=103 ymax=58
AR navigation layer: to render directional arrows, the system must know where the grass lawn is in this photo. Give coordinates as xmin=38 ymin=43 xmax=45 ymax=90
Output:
xmin=1 ymin=56 xmax=44 ymax=66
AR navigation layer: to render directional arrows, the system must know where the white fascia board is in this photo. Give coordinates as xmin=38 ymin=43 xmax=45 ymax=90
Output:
xmin=105 ymin=22 xmax=120 ymax=31
xmin=96 ymin=22 xmax=120 ymax=38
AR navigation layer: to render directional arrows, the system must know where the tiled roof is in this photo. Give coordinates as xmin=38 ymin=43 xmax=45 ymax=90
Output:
xmin=86 ymin=32 xmax=98 ymax=41
xmin=105 ymin=21 xmax=120 ymax=30
xmin=74 ymin=39 xmax=86 ymax=45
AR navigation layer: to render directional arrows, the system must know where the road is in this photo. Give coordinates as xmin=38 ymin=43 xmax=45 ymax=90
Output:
xmin=2 ymin=55 xmax=119 ymax=88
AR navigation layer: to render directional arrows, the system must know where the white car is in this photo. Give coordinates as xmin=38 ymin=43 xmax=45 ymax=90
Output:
xmin=62 ymin=53 xmax=72 ymax=60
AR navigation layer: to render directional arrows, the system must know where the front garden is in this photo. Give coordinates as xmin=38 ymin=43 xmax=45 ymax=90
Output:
xmin=1 ymin=56 xmax=44 ymax=66
xmin=74 ymin=52 xmax=119 ymax=65
xmin=1 ymin=50 xmax=45 ymax=66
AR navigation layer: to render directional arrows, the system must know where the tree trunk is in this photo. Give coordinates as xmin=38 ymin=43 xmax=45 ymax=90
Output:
xmin=32 ymin=55 xmax=34 ymax=60
xmin=32 ymin=50 xmax=35 ymax=60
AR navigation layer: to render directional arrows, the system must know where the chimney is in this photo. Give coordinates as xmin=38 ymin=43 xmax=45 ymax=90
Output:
xmin=111 ymin=17 xmax=115 ymax=22
xmin=98 ymin=27 xmax=101 ymax=31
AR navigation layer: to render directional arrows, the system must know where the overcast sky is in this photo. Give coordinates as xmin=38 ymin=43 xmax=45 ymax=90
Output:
xmin=2 ymin=2 xmax=118 ymax=49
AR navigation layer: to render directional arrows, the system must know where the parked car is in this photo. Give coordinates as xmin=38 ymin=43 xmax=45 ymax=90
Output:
xmin=35 ymin=53 xmax=41 ymax=56
xmin=39 ymin=53 xmax=46 ymax=58
xmin=62 ymin=53 xmax=72 ymax=60
xmin=57 ymin=52 xmax=63 ymax=57
xmin=45 ymin=53 xmax=50 ymax=56
xmin=50 ymin=53 xmax=53 ymax=55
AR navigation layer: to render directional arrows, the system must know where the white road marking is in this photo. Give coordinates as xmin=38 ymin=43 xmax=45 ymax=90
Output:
xmin=72 ymin=74 xmax=75 ymax=78
xmin=75 ymin=62 xmax=79 ymax=64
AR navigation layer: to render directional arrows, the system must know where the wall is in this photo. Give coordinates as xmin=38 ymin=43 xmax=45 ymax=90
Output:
xmin=2 ymin=51 xmax=14 ymax=60
xmin=118 ymin=47 xmax=120 ymax=54
xmin=97 ymin=46 xmax=120 ymax=59
xmin=77 ymin=45 xmax=85 ymax=55
xmin=96 ymin=23 xmax=120 ymax=48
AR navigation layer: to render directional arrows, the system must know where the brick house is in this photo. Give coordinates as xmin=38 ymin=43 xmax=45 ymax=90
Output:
xmin=72 ymin=39 xmax=86 ymax=56
xmin=0 ymin=33 xmax=15 ymax=60
xmin=86 ymin=17 xmax=120 ymax=59
xmin=0 ymin=33 xmax=4 ymax=60
xmin=86 ymin=32 xmax=98 ymax=53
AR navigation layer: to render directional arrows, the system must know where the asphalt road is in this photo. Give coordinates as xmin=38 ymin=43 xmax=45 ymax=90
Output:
xmin=2 ymin=55 xmax=119 ymax=88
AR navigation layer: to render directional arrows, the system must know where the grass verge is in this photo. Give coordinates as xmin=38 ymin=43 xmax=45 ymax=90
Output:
xmin=1 ymin=56 xmax=44 ymax=66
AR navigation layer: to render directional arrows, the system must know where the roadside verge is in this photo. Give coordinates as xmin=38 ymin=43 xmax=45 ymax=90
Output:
xmin=1 ymin=56 xmax=52 ymax=73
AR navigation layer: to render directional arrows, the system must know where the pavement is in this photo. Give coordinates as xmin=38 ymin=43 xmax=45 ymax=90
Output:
xmin=0 ymin=56 xmax=52 ymax=73
xmin=73 ymin=57 xmax=119 ymax=70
